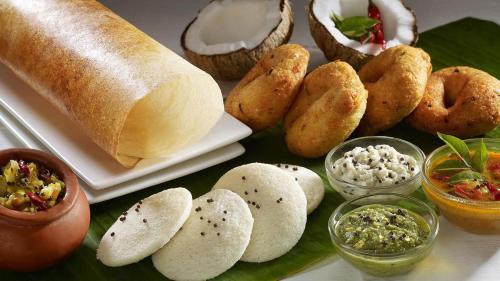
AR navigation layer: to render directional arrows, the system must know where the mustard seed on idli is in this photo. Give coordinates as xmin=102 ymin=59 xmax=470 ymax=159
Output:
xmin=152 ymin=189 xmax=253 ymax=281
xmin=276 ymin=164 xmax=325 ymax=214
xmin=97 ymin=188 xmax=192 ymax=267
xmin=213 ymin=163 xmax=307 ymax=262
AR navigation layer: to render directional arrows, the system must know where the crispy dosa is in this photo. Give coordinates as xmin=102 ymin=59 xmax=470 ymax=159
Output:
xmin=0 ymin=0 xmax=224 ymax=167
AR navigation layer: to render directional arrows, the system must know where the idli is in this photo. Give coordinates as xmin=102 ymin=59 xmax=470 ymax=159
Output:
xmin=97 ymin=188 xmax=192 ymax=266
xmin=152 ymin=189 xmax=253 ymax=281
xmin=276 ymin=164 xmax=325 ymax=214
xmin=213 ymin=163 xmax=307 ymax=262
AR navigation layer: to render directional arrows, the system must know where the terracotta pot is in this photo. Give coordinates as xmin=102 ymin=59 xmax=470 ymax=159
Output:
xmin=0 ymin=148 xmax=90 ymax=272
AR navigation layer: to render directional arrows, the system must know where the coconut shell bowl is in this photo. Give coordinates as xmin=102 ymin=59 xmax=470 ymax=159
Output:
xmin=0 ymin=148 xmax=90 ymax=272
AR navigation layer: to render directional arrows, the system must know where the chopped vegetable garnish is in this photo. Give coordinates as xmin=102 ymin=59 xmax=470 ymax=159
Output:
xmin=0 ymin=159 xmax=66 ymax=212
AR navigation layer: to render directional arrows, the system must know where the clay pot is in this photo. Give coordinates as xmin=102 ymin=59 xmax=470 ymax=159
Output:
xmin=0 ymin=148 xmax=90 ymax=272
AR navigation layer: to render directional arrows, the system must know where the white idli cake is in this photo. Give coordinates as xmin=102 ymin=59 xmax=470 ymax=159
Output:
xmin=276 ymin=164 xmax=325 ymax=214
xmin=213 ymin=163 xmax=307 ymax=262
xmin=152 ymin=189 xmax=253 ymax=281
xmin=97 ymin=188 xmax=192 ymax=267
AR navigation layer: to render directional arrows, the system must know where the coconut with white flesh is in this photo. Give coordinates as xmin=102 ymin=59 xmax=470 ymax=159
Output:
xmin=307 ymin=0 xmax=418 ymax=69
xmin=181 ymin=0 xmax=293 ymax=80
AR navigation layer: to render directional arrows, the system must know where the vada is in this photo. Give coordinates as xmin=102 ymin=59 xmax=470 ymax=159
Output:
xmin=408 ymin=66 xmax=500 ymax=137
xmin=284 ymin=61 xmax=368 ymax=158
xmin=357 ymin=45 xmax=432 ymax=135
xmin=225 ymin=44 xmax=309 ymax=131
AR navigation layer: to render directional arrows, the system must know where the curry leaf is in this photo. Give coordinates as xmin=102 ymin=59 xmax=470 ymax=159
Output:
xmin=342 ymin=29 xmax=371 ymax=38
xmin=330 ymin=13 xmax=379 ymax=39
xmin=485 ymin=126 xmax=500 ymax=138
xmin=336 ymin=16 xmax=379 ymax=31
xmin=330 ymin=12 xmax=344 ymax=23
xmin=447 ymin=170 xmax=484 ymax=184
xmin=437 ymin=132 xmax=472 ymax=168
xmin=471 ymin=139 xmax=489 ymax=172
xmin=434 ymin=159 xmax=469 ymax=172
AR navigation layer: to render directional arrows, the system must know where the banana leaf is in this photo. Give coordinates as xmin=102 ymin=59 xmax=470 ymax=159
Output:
xmin=2 ymin=17 xmax=499 ymax=281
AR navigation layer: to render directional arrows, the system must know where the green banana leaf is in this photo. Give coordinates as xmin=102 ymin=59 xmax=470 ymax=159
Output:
xmin=2 ymin=17 xmax=499 ymax=281
xmin=486 ymin=126 xmax=500 ymax=138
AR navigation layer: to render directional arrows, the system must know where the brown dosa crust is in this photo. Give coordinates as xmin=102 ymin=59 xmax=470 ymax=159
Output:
xmin=408 ymin=66 xmax=500 ymax=137
xmin=0 ymin=0 xmax=213 ymax=167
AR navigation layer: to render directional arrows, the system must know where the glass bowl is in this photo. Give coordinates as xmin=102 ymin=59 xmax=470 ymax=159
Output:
xmin=422 ymin=138 xmax=500 ymax=234
xmin=325 ymin=136 xmax=425 ymax=201
xmin=328 ymin=193 xmax=439 ymax=277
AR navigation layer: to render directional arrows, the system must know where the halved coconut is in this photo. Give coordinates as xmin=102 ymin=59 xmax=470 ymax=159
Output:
xmin=181 ymin=0 xmax=293 ymax=80
xmin=307 ymin=0 xmax=418 ymax=69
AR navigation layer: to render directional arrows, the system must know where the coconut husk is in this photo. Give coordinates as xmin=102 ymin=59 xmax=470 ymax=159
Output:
xmin=307 ymin=0 xmax=418 ymax=70
xmin=181 ymin=0 xmax=294 ymax=80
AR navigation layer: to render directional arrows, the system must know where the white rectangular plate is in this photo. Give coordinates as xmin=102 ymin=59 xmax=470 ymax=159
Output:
xmin=0 ymin=109 xmax=245 ymax=204
xmin=0 ymin=63 xmax=251 ymax=190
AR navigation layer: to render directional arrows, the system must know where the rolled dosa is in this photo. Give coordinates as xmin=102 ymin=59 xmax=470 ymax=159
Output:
xmin=0 ymin=0 xmax=224 ymax=167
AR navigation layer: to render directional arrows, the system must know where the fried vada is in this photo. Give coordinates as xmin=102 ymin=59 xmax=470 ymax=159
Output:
xmin=357 ymin=45 xmax=432 ymax=135
xmin=225 ymin=44 xmax=309 ymax=131
xmin=408 ymin=66 xmax=500 ymax=137
xmin=284 ymin=61 xmax=368 ymax=158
